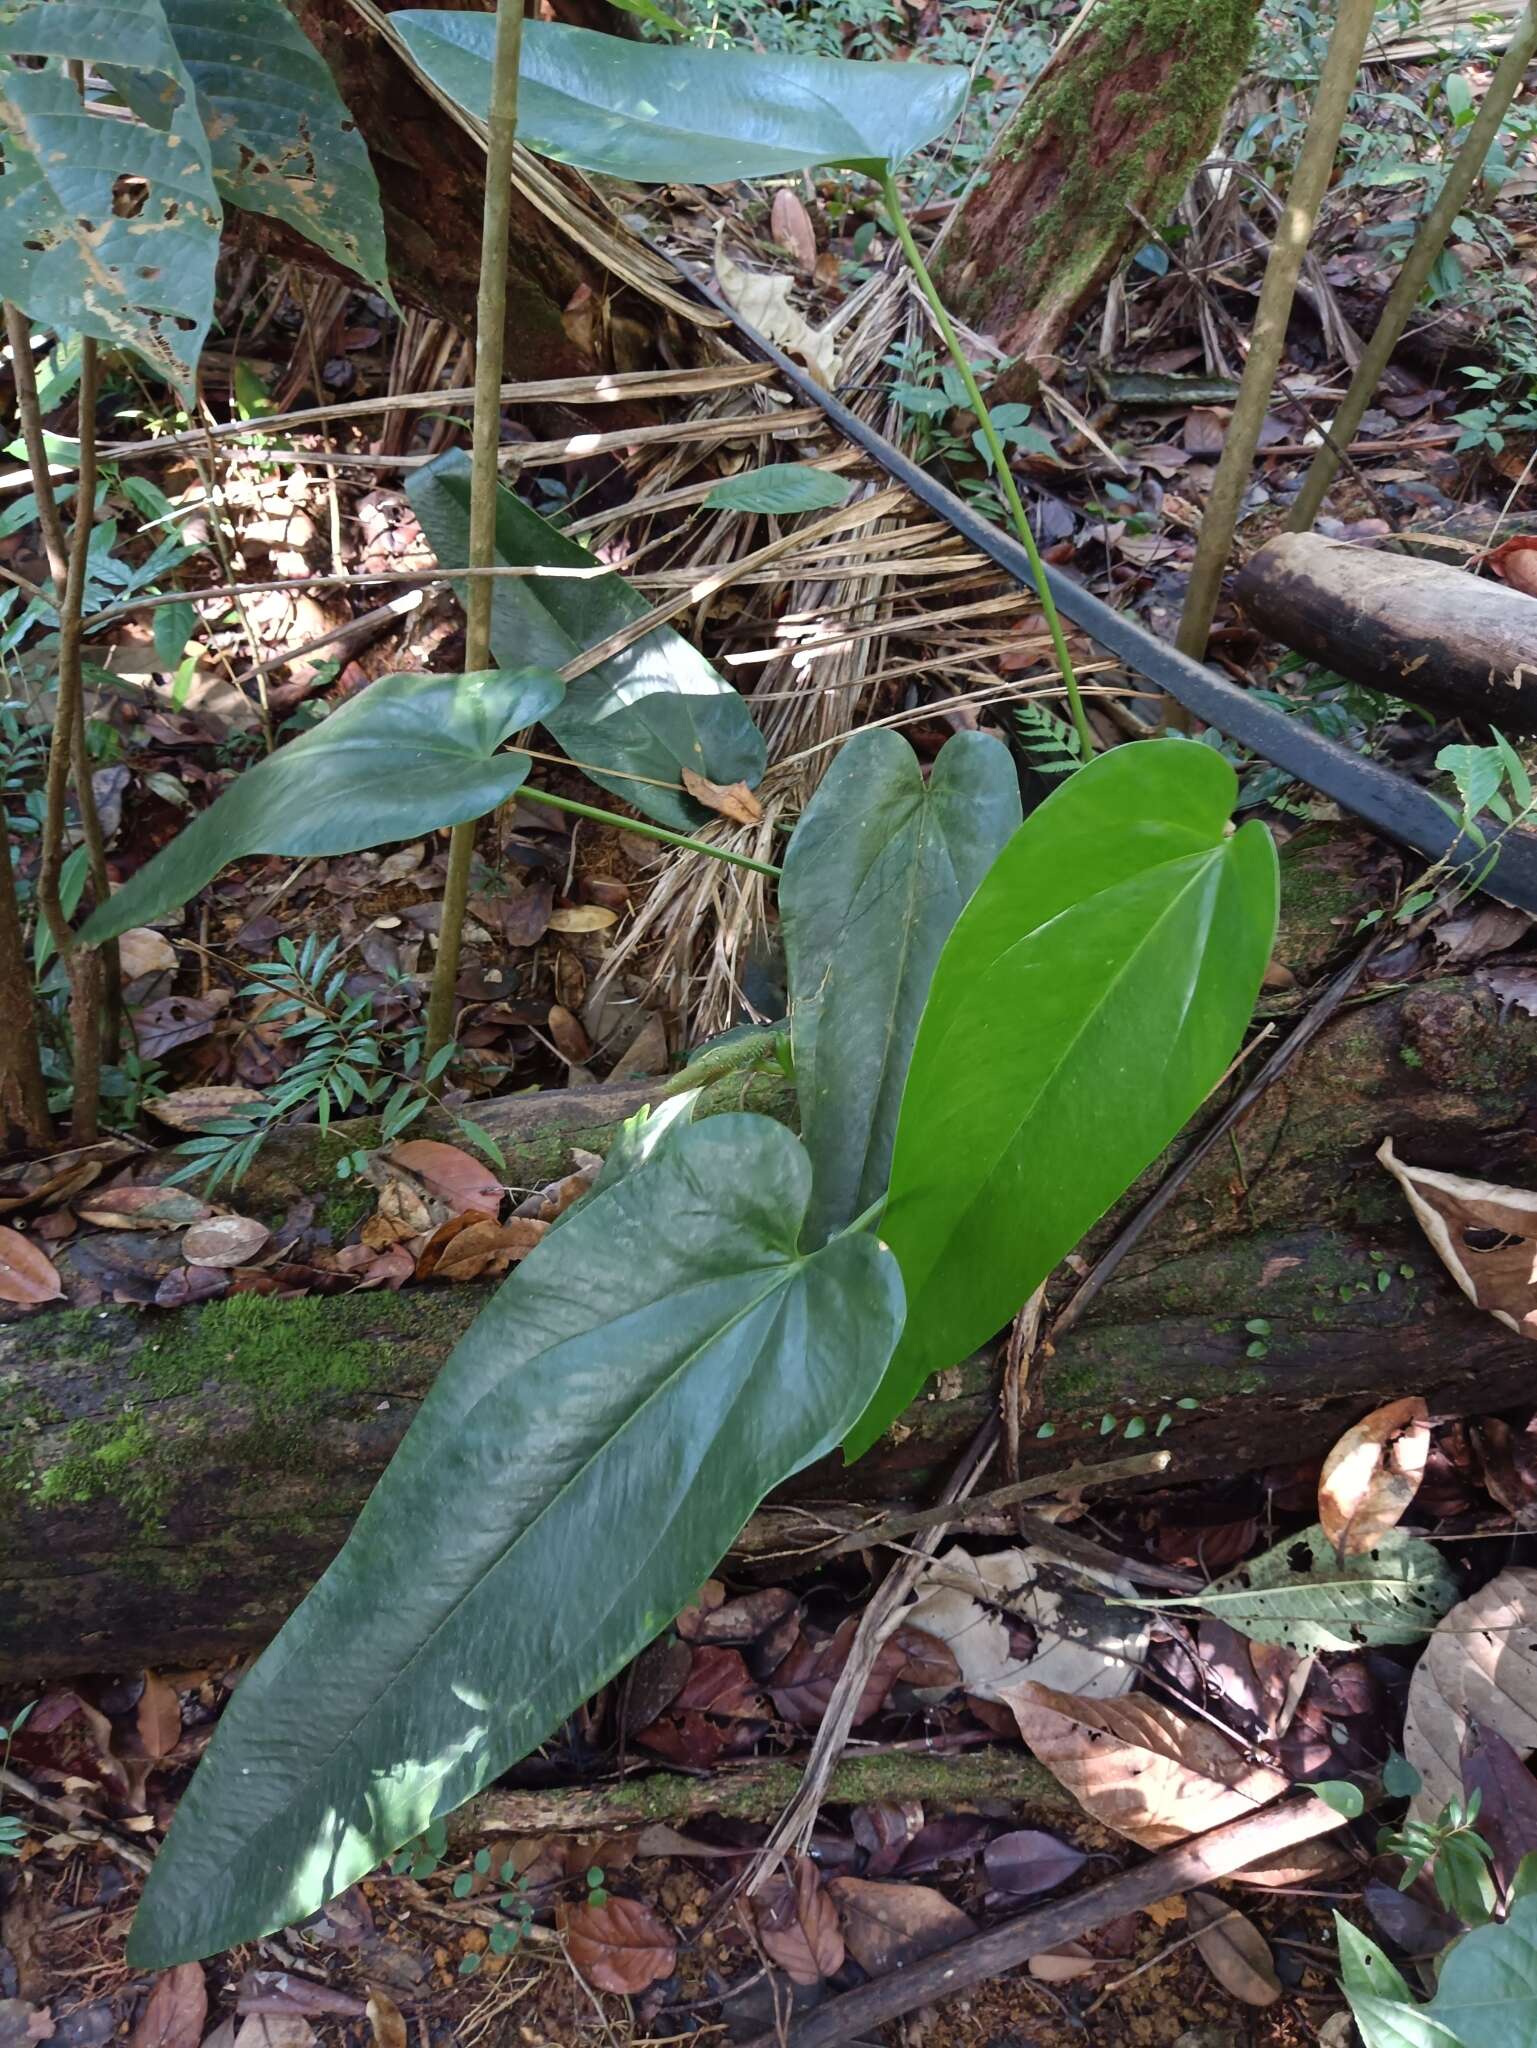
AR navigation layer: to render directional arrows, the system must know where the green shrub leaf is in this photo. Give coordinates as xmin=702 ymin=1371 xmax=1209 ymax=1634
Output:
xmin=125 ymin=1114 xmax=904 ymax=1964
xmin=704 ymin=465 xmax=854 ymax=514
xmin=848 ymin=741 xmax=1277 ymax=1458
xmin=1430 ymin=1893 xmax=1537 ymax=2043
xmin=0 ymin=0 xmax=221 ymax=393
xmin=781 ymin=728 xmax=1019 ymax=1247
xmin=116 ymin=0 xmax=390 ymax=292
xmin=80 ymin=668 xmax=562 ymax=944
xmin=392 ymin=15 xmax=968 ymax=182
xmin=406 ymin=452 xmax=765 ymax=832
xmin=1175 ymin=1523 xmax=1458 ymax=1652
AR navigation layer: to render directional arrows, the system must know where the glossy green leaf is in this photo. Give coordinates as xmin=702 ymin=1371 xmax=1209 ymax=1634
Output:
xmin=849 ymin=741 xmax=1278 ymax=1458
xmin=116 ymin=0 xmax=389 ymax=292
xmin=406 ymin=453 xmax=764 ymax=833
xmin=781 ymin=728 xmax=1019 ymax=1247
xmin=0 ymin=0 xmax=220 ymax=393
xmin=704 ymin=465 xmax=853 ymax=515
xmin=125 ymin=1114 xmax=904 ymax=1964
xmin=1336 ymin=1918 xmax=1460 ymax=2048
xmin=80 ymin=669 xmax=562 ymax=944
xmin=393 ymin=15 xmax=968 ymax=183
xmin=1174 ymin=1523 xmax=1458 ymax=1653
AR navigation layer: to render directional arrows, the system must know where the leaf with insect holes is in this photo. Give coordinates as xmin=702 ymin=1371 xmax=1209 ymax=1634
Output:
xmin=112 ymin=0 xmax=389 ymax=293
xmin=704 ymin=465 xmax=853 ymax=515
xmin=80 ymin=670 xmax=562 ymax=945
xmin=0 ymin=0 xmax=222 ymax=394
xmin=126 ymin=1114 xmax=903 ymax=1965
xmin=1318 ymin=1397 xmax=1431 ymax=1556
xmin=406 ymin=454 xmax=764 ymax=832
xmin=1172 ymin=1522 xmax=1458 ymax=1653
xmin=393 ymin=15 xmax=968 ymax=183
xmin=0 ymin=1225 xmax=62 ymax=1306
xmin=850 ymin=741 xmax=1277 ymax=1456
xmin=560 ymin=1895 xmax=676 ymax=1994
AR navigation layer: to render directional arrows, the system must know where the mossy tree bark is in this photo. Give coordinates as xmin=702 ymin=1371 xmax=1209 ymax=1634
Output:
xmin=5 ymin=836 xmax=1537 ymax=1678
xmin=935 ymin=0 xmax=1258 ymax=386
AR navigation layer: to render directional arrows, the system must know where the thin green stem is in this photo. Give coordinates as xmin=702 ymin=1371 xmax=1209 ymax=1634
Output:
xmin=879 ymin=167 xmax=1094 ymax=760
xmin=519 ymin=786 xmax=782 ymax=878
xmin=425 ymin=0 xmax=525 ymax=1065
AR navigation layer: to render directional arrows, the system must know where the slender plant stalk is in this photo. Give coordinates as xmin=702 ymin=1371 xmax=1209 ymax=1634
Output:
xmin=878 ymin=166 xmax=1094 ymax=761
xmin=424 ymin=0 xmax=526 ymax=1064
xmin=518 ymin=786 xmax=781 ymax=877
xmin=0 ymin=828 xmax=50 ymax=1148
xmin=1287 ymin=0 xmax=1537 ymax=531
xmin=1174 ymin=0 xmax=1377 ymax=673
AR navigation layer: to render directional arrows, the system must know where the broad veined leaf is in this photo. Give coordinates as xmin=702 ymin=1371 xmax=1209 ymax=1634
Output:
xmin=1335 ymin=1917 xmax=1461 ymax=2048
xmin=1165 ymin=1522 xmax=1458 ymax=1653
xmin=0 ymin=0 xmax=221 ymax=392
xmin=704 ymin=465 xmax=853 ymax=515
xmin=81 ymin=669 xmax=562 ymax=944
xmin=847 ymin=741 xmax=1278 ymax=1457
xmin=116 ymin=0 xmax=389 ymax=292
xmin=1428 ymin=1892 xmax=1537 ymax=2045
xmin=393 ymin=15 xmax=968 ymax=184
xmin=781 ymin=728 xmax=1020 ymax=1247
xmin=126 ymin=1115 xmax=904 ymax=1964
xmin=406 ymin=453 xmax=765 ymax=833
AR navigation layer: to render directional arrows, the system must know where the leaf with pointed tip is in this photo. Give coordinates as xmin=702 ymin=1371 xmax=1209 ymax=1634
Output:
xmin=125 ymin=1114 xmax=904 ymax=1965
xmin=406 ymin=453 xmax=764 ymax=832
xmin=705 ymin=466 xmax=853 ymax=515
xmin=81 ymin=669 xmax=562 ymax=944
xmin=1176 ymin=1523 xmax=1458 ymax=1653
xmin=0 ymin=0 xmax=220 ymax=393
xmin=781 ymin=728 xmax=1019 ymax=1247
xmin=848 ymin=742 xmax=1277 ymax=1458
xmin=393 ymin=15 xmax=968 ymax=184
xmin=115 ymin=0 xmax=390 ymax=292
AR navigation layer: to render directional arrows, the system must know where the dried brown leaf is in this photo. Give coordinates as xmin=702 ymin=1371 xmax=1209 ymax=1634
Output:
xmin=182 ymin=1216 xmax=271 ymax=1269
xmin=1186 ymin=1890 xmax=1281 ymax=2006
xmin=1379 ymin=1139 xmax=1537 ymax=1336
xmin=752 ymin=1857 xmax=843 ymax=1985
xmin=681 ymin=768 xmax=764 ymax=826
xmin=998 ymin=1679 xmax=1288 ymax=1849
xmin=560 ymin=1895 xmax=677 ymax=1995
xmin=548 ymin=905 xmax=617 ymax=935
xmin=1486 ymin=534 xmax=1537 ymax=597
xmin=1403 ymin=1566 xmax=1537 ymax=1819
xmin=77 ymin=1186 xmax=211 ymax=1231
xmin=130 ymin=1966 xmax=206 ymax=2048
xmin=825 ymin=1877 xmax=974 ymax=1975
xmin=385 ymin=1141 xmax=502 ymax=1218
xmin=145 ymin=1087 xmax=264 ymax=1133
xmin=1317 ymin=1396 xmax=1430 ymax=1556
xmin=135 ymin=1671 xmax=182 ymax=1761
xmin=364 ymin=1993 xmax=406 ymax=2048
xmin=769 ymin=187 xmax=817 ymax=273
xmin=118 ymin=928 xmax=177 ymax=981
xmin=0 ymin=1226 xmax=63 ymax=1306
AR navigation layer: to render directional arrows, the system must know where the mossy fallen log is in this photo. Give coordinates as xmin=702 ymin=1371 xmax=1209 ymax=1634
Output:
xmin=4 ymin=834 xmax=1537 ymax=1679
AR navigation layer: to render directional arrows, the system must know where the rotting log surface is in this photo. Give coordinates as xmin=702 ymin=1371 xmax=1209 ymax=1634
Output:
xmin=935 ymin=0 xmax=1258 ymax=387
xmin=5 ymin=834 xmax=1537 ymax=1678
xmin=1236 ymin=532 xmax=1537 ymax=732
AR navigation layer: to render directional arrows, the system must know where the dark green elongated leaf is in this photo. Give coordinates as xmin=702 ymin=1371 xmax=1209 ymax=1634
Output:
xmin=1166 ymin=1523 xmax=1459 ymax=1653
xmin=847 ymin=741 xmax=1278 ymax=1459
xmin=406 ymin=453 xmax=764 ymax=833
xmin=125 ymin=1114 xmax=904 ymax=1965
xmin=781 ymin=728 xmax=1019 ymax=1248
xmin=704 ymin=466 xmax=853 ymax=515
xmin=81 ymin=669 xmax=562 ymax=944
xmin=115 ymin=0 xmax=389 ymax=292
xmin=393 ymin=15 xmax=968 ymax=183
xmin=0 ymin=0 xmax=221 ymax=393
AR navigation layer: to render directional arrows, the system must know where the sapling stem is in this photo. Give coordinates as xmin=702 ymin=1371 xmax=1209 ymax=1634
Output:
xmin=424 ymin=0 xmax=525 ymax=1065
xmin=518 ymin=786 xmax=782 ymax=878
xmin=877 ymin=166 xmax=1094 ymax=761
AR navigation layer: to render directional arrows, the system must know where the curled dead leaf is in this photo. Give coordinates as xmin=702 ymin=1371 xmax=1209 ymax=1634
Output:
xmin=769 ymin=186 xmax=817 ymax=273
xmin=117 ymin=928 xmax=177 ymax=981
xmin=1378 ymin=1139 xmax=1537 ymax=1336
xmin=1486 ymin=534 xmax=1537 ymax=597
xmin=714 ymin=232 xmax=839 ymax=388
xmin=1317 ymin=1396 xmax=1430 ymax=1556
xmin=681 ymin=769 xmax=764 ymax=827
xmin=365 ymin=1992 xmax=407 ymax=2048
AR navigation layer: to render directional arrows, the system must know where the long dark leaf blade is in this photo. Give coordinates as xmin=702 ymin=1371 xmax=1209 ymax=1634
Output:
xmin=847 ymin=742 xmax=1277 ymax=1458
xmin=406 ymin=453 xmax=764 ymax=831
xmin=393 ymin=15 xmax=968 ymax=183
xmin=781 ymin=728 xmax=1020 ymax=1246
xmin=80 ymin=669 xmax=561 ymax=944
xmin=126 ymin=1114 xmax=903 ymax=1965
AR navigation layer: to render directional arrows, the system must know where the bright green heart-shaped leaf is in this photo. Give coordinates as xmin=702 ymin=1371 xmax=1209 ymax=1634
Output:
xmin=1173 ymin=1524 xmax=1459 ymax=1653
xmin=781 ymin=727 xmax=1019 ymax=1248
xmin=81 ymin=669 xmax=562 ymax=944
xmin=406 ymin=453 xmax=764 ymax=833
xmin=115 ymin=0 xmax=390 ymax=292
xmin=848 ymin=741 xmax=1278 ymax=1458
xmin=0 ymin=0 xmax=220 ymax=393
xmin=704 ymin=465 xmax=854 ymax=515
xmin=393 ymin=15 xmax=968 ymax=183
xmin=125 ymin=1113 xmax=904 ymax=1965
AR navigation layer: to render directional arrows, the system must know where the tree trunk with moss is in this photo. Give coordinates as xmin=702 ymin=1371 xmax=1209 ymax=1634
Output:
xmin=6 ymin=833 xmax=1537 ymax=1679
xmin=936 ymin=0 xmax=1258 ymax=385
